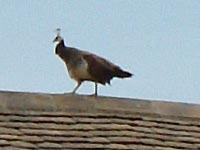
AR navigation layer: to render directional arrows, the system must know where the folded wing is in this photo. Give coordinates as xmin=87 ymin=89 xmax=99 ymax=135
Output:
xmin=82 ymin=53 xmax=132 ymax=85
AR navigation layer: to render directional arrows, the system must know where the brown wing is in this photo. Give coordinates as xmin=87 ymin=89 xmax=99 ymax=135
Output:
xmin=82 ymin=54 xmax=117 ymax=85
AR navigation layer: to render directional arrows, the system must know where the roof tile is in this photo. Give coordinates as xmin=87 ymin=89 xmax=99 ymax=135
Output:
xmin=19 ymin=135 xmax=44 ymax=143
xmin=2 ymin=147 xmax=30 ymax=150
xmin=105 ymin=144 xmax=129 ymax=149
xmin=0 ymin=127 xmax=22 ymax=135
xmin=0 ymin=139 xmax=10 ymax=146
xmin=62 ymin=143 xmax=105 ymax=149
xmin=0 ymin=134 xmax=19 ymax=141
xmin=37 ymin=142 xmax=62 ymax=148
xmin=10 ymin=141 xmax=36 ymax=149
xmin=87 ymin=137 xmax=110 ymax=143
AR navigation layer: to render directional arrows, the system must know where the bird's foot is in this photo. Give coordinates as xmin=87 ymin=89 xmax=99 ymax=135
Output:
xmin=63 ymin=92 xmax=76 ymax=95
xmin=88 ymin=93 xmax=97 ymax=97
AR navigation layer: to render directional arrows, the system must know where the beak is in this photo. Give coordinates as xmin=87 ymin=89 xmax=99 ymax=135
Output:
xmin=52 ymin=38 xmax=56 ymax=43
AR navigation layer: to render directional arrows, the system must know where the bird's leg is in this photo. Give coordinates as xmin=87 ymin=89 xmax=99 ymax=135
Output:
xmin=94 ymin=82 xmax=98 ymax=96
xmin=72 ymin=81 xmax=82 ymax=94
xmin=89 ymin=82 xmax=98 ymax=96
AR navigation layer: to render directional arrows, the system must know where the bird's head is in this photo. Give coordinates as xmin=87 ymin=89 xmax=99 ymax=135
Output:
xmin=53 ymin=28 xmax=63 ymax=44
xmin=53 ymin=35 xmax=63 ymax=43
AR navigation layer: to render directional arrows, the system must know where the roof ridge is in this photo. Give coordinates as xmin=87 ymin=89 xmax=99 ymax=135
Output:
xmin=0 ymin=90 xmax=200 ymax=119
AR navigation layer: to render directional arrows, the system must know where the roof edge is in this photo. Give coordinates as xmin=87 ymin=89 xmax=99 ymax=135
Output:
xmin=0 ymin=90 xmax=200 ymax=119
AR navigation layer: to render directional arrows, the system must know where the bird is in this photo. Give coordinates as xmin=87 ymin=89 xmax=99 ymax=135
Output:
xmin=53 ymin=29 xmax=133 ymax=96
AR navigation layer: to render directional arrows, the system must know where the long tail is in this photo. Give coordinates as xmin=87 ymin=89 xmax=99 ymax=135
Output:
xmin=114 ymin=67 xmax=133 ymax=78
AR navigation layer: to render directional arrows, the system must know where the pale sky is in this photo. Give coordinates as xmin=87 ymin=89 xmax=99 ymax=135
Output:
xmin=0 ymin=0 xmax=200 ymax=103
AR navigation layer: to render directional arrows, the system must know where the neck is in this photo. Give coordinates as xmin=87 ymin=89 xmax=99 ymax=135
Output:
xmin=58 ymin=39 xmax=65 ymax=46
xmin=55 ymin=39 xmax=65 ymax=55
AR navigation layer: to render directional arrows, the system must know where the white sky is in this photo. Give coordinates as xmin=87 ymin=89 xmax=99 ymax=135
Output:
xmin=0 ymin=0 xmax=200 ymax=103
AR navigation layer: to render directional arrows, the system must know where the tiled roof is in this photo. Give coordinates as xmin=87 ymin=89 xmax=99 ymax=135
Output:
xmin=0 ymin=91 xmax=200 ymax=150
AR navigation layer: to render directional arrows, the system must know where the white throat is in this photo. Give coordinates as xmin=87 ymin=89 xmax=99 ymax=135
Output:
xmin=53 ymin=41 xmax=60 ymax=48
